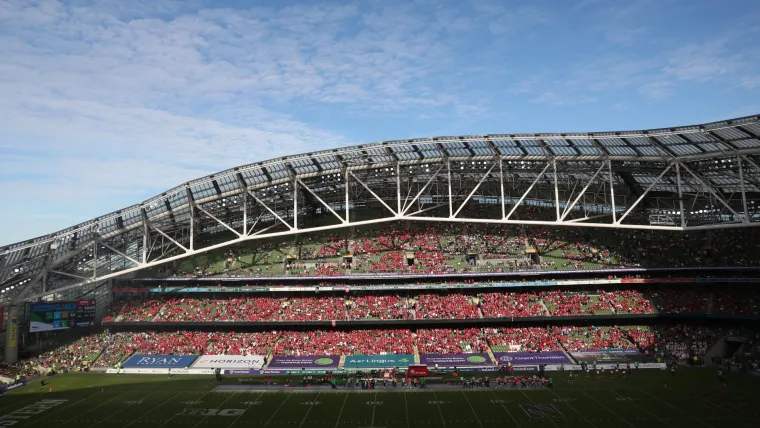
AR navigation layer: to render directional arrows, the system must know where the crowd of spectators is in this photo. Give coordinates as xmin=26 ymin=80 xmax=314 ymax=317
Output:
xmin=274 ymin=329 xmax=414 ymax=356
xmin=553 ymin=326 xmax=637 ymax=352
xmin=413 ymin=293 xmax=480 ymax=319
xmin=108 ymin=289 xmax=674 ymax=323
xmin=479 ymin=292 xmax=547 ymax=318
xmin=2 ymin=322 xmax=731 ymax=380
xmin=416 ymin=328 xmax=488 ymax=354
xmin=145 ymin=217 xmax=760 ymax=279
xmin=649 ymin=288 xmax=710 ymax=313
xmin=483 ymin=327 xmax=561 ymax=352
xmin=713 ymin=288 xmax=760 ymax=315
xmin=541 ymin=291 xmax=613 ymax=316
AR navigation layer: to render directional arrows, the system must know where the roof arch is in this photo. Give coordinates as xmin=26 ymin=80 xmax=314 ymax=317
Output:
xmin=2 ymin=114 xmax=760 ymax=302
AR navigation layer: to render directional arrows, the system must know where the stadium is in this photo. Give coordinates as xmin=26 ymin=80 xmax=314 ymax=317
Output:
xmin=2 ymin=115 xmax=760 ymax=427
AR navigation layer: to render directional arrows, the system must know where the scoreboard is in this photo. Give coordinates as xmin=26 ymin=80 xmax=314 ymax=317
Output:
xmin=29 ymin=300 xmax=97 ymax=332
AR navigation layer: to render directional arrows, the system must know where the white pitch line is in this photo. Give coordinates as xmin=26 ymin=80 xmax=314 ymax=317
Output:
xmin=298 ymin=391 xmax=321 ymax=428
xmin=609 ymin=389 xmax=674 ymax=428
xmin=333 ymin=392 xmax=349 ymax=428
xmin=404 ymin=390 xmax=410 ymax=428
xmin=580 ymin=390 xmax=637 ymax=428
xmin=151 ymin=388 xmax=216 ymax=428
xmin=33 ymin=392 xmax=102 ymax=422
xmin=190 ymin=391 xmax=237 ymax=428
xmin=431 ymin=392 xmax=448 ymax=428
xmin=371 ymin=391 xmax=377 ymax=428
xmin=461 ymin=391 xmax=484 ymax=428
xmin=490 ymin=391 xmax=522 ymax=428
xmin=546 ymin=388 xmax=597 ymax=428
xmin=519 ymin=390 xmax=560 ymax=428
xmin=262 ymin=391 xmax=292 ymax=428
xmin=121 ymin=392 xmax=181 ymax=428
xmin=89 ymin=391 xmax=157 ymax=428
xmin=228 ymin=391 xmax=265 ymax=428
xmin=669 ymin=386 xmax=749 ymax=423
xmin=638 ymin=388 xmax=717 ymax=428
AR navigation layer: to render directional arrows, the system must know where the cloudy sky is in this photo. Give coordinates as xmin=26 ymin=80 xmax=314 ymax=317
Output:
xmin=1 ymin=0 xmax=759 ymax=244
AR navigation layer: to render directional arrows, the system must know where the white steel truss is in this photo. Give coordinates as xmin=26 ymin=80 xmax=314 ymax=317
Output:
xmin=3 ymin=114 xmax=760 ymax=303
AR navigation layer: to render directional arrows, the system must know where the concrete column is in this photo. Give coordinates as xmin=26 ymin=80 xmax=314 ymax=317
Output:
xmin=4 ymin=305 xmax=19 ymax=364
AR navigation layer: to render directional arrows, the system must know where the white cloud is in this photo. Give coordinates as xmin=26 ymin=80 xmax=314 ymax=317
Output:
xmin=638 ymin=81 xmax=675 ymax=100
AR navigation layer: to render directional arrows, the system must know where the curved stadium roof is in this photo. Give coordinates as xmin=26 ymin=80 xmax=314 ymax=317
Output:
xmin=2 ymin=114 xmax=760 ymax=303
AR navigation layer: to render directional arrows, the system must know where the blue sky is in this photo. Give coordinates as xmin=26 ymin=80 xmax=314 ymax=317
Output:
xmin=1 ymin=0 xmax=759 ymax=244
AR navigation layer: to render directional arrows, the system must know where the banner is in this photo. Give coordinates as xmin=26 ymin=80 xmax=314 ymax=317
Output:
xmin=107 ymin=368 xmax=213 ymax=375
xmin=569 ymin=349 xmax=641 ymax=362
xmin=122 ymin=354 xmax=198 ymax=368
xmin=0 ymin=381 xmax=24 ymax=393
xmin=407 ymin=365 xmax=429 ymax=377
xmin=191 ymin=355 xmax=265 ymax=370
xmin=419 ymin=353 xmax=493 ymax=367
xmin=494 ymin=351 xmax=572 ymax=365
xmin=267 ymin=355 xmax=340 ymax=369
xmin=545 ymin=362 xmax=666 ymax=371
xmin=223 ymin=369 xmax=347 ymax=375
xmin=8 ymin=317 xmax=17 ymax=348
xmin=344 ymin=354 xmax=414 ymax=368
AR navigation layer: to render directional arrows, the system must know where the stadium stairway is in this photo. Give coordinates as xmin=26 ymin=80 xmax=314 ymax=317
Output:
xmin=539 ymin=299 xmax=552 ymax=316
xmin=486 ymin=346 xmax=498 ymax=365
xmin=413 ymin=344 xmax=420 ymax=364
xmin=338 ymin=355 xmax=346 ymax=368
xmin=704 ymin=335 xmax=728 ymax=366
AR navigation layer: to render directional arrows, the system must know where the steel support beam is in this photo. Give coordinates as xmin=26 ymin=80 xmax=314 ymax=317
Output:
xmin=296 ymin=178 xmax=346 ymax=223
xmin=560 ymin=162 xmax=605 ymax=221
xmin=738 ymin=156 xmax=749 ymax=223
xmin=98 ymin=240 xmax=141 ymax=266
xmin=505 ymin=162 xmax=551 ymax=220
xmin=348 ymin=170 xmax=396 ymax=215
xmin=195 ymin=204 xmax=243 ymax=237
xmin=452 ymin=162 xmax=496 ymax=218
xmin=617 ymin=164 xmax=673 ymax=224
xmin=608 ymin=160 xmax=617 ymax=223
xmin=678 ymin=162 xmax=740 ymax=218
xmin=553 ymin=159 xmax=560 ymax=221
xmin=248 ymin=190 xmax=294 ymax=230
xmin=402 ymin=164 xmax=444 ymax=215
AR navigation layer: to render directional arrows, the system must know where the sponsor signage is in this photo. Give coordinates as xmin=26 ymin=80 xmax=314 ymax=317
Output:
xmin=107 ymin=368 xmax=213 ymax=375
xmin=407 ymin=365 xmax=429 ymax=377
xmin=122 ymin=354 xmax=198 ymax=368
xmin=344 ymin=354 xmax=414 ymax=368
xmin=223 ymin=369 xmax=347 ymax=375
xmin=495 ymin=351 xmax=572 ymax=365
xmin=191 ymin=355 xmax=265 ymax=370
xmin=545 ymin=362 xmax=666 ymax=371
xmin=419 ymin=353 xmax=493 ymax=367
xmin=8 ymin=317 xmax=17 ymax=348
xmin=267 ymin=355 xmax=340 ymax=369
xmin=0 ymin=381 xmax=25 ymax=393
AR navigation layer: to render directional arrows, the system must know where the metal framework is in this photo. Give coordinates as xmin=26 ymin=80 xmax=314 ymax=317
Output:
xmin=2 ymin=114 xmax=760 ymax=303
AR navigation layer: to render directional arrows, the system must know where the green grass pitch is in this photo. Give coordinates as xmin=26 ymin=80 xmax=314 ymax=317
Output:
xmin=1 ymin=370 xmax=758 ymax=427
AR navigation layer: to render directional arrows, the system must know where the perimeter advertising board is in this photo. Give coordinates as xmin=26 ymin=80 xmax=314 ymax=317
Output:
xmin=419 ymin=353 xmax=493 ymax=367
xmin=191 ymin=355 xmax=265 ymax=370
xmin=494 ymin=351 xmax=572 ymax=365
xmin=267 ymin=355 xmax=340 ymax=369
xmin=569 ymin=349 xmax=642 ymax=363
xmin=344 ymin=354 xmax=414 ymax=368
xmin=122 ymin=354 xmax=198 ymax=368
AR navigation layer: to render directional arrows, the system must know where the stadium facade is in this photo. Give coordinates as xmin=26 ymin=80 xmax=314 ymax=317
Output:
xmin=2 ymin=114 xmax=760 ymax=363
xmin=1 ymin=114 xmax=760 ymax=304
